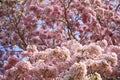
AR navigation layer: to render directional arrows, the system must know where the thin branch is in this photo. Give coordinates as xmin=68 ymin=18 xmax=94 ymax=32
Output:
xmin=115 ymin=3 xmax=120 ymax=12
xmin=61 ymin=0 xmax=78 ymax=41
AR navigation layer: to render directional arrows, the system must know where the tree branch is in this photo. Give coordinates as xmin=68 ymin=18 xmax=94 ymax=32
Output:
xmin=115 ymin=3 xmax=120 ymax=12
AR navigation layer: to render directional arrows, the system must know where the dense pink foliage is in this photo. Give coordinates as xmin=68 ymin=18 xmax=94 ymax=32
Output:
xmin=3 ymin=40 xmax=120 ymax=80
xmin=0 ymin=0 xmax=120 ymax=80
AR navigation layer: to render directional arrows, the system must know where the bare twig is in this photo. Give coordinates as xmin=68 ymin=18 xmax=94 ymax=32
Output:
xmin=115 ymin=3 xmax=120 ymax=12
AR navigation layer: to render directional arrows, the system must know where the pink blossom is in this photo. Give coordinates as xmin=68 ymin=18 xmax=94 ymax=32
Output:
xmin=83 ymin=43 xmax=103 ymax=58
xmin=0 ymin=32 xmax=6 ymax=38
xmin=15 ymin=61 xmax=32 ymax=72
xmin=97 ymin=39 xmax=108 ymax=48
xmin=4 ymin=55 xmax=20 ymax=70
xmin=1 ymin=0 xmax=120 ymax=80
xmin=29 ymin=5 xmax=39 ymax=12
xmin=69 ymin=62 xmax=87 ymax=79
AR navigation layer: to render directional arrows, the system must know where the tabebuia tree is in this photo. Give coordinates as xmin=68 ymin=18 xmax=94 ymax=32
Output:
xmin=0 ymin=0 xmax=120 ymax=80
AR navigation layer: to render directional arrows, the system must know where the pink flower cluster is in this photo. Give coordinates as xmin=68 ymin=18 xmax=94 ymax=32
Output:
xmin=4 ymin=39 xmax=119 ymax=80
xmin=0 ymin=0 xmax=120 ymax=80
